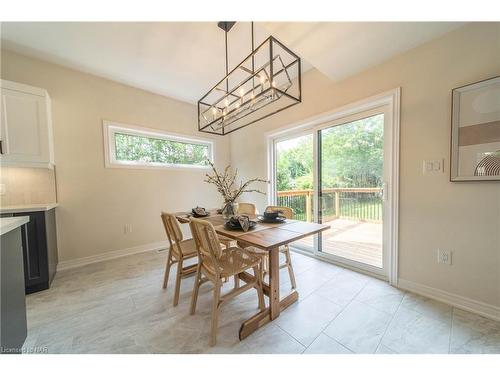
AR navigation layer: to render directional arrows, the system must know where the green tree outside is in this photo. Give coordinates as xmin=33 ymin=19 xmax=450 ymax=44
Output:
xmin=276 ymin=114 xmax=383 ymax=190
xmin=114 ymin=133 xmax=209 ymax=166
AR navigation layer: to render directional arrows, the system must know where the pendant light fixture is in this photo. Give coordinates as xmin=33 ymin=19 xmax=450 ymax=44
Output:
xmin=198 ymin=22 xmax=302 ymax=135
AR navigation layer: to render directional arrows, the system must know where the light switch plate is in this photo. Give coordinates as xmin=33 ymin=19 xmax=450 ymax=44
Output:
xmin=423 ymin=159 xmax=444 ymax=174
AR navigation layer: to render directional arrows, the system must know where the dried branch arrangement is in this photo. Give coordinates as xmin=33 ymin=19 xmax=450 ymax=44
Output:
xmin=204 ymin=159 xmax=268 ymax=204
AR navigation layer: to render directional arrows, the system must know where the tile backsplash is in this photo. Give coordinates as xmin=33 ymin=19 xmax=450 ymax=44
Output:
xmin=0 ymin=167 xmax=57 ymax=206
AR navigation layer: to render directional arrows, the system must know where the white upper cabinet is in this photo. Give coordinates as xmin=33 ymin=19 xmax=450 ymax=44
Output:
xmin=0 ymin=80 xmax=54 ymax=168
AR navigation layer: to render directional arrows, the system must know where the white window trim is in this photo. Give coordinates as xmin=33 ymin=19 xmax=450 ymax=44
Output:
xmin=102 ymin=120 xmax=214 ymax=170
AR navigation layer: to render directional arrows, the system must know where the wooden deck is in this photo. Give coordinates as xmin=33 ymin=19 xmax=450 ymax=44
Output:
xmin=290 ymin=218 xmax=383 ymax=268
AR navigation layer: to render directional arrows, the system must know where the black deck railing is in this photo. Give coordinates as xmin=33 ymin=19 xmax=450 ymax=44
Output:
xmin=277 ymin=188 xmax=382 ymax=222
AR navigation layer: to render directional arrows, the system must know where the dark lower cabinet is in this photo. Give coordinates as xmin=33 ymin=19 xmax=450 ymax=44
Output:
xmin=1 ymin=226 xmax=28 ymax=353
xmin=11 ymin=209 xmax=58 ymax=294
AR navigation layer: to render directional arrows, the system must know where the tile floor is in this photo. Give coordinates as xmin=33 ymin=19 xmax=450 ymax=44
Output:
xmin=22 ymin=250 xmax=500 ymax=354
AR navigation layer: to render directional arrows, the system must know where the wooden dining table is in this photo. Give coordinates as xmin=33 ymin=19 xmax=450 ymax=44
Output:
xmin=175 ymin=209 xmax=330 ymax=340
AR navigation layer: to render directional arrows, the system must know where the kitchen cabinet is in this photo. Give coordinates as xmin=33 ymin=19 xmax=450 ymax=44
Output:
xmin=0 ymin=79 xmax=54 ymax=168
xmin=0 ymin=216 xmax=29 ymax=353
xmin=1 ymin=207 xmax=58 ymax=294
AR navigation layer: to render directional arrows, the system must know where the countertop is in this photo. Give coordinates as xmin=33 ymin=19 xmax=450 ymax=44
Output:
xmin=0 ymin=216 xmax=29 ymax=236
xmin=0 ymin=203 xmax=58 ymax=214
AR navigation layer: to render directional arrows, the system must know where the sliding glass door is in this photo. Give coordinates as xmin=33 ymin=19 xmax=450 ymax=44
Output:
xmin=271 ymin=102 xmax=394 ymax=277
xmin=318 ymin=112 xmax=385 ymax=270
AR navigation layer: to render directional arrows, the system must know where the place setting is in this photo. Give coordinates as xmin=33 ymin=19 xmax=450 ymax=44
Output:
xmin=176 ymin=206 xmax=211 ymax=221
xmin=191 ymin=206 xmax=210 ymax=217
xmin=223 ymin=215 xmax=257 ymax=231
xmin=257 ymin=209 xmax=288 ymax=224
xmin=222 ymin=209 xmax=291 ymax=233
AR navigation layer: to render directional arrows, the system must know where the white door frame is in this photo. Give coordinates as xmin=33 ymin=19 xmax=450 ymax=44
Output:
xmin=266 ymin=88 xmax=400 ymax=285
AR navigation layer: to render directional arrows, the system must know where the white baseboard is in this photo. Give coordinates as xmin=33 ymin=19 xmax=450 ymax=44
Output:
xmin=397 ymin=278 xmax=500 ymax=322
xmin=57 ymin=240 xmax=169 ymax=271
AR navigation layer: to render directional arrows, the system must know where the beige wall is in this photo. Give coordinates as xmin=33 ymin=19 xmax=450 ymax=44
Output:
xmin=230 ymin=23 xmax=500 ymax=307
xmin=0 ymin=49 xmax=231 ymax=262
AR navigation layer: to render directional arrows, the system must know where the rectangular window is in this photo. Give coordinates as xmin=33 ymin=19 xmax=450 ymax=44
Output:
xmin=103 ymin=121 xmax=213 ymax=169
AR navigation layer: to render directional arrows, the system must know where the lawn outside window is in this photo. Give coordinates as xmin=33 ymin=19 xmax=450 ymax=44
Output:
xmin=103 ymin=120 xmax=214 ymax=170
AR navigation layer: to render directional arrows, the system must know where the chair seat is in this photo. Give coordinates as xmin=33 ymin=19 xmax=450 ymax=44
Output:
xmin=245 ymin=246 xmax=268 ymax=257
xmin=173 ymin=238 xmax=198 ymax=257
xmin=247 ymin=245 xmax=288 ymax=256
xmin=216 ymin=247 xmax=261 ymax=277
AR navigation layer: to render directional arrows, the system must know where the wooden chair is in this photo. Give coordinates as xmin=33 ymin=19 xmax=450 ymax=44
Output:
xmin=189 ymin=218 xmax=265 ymax=346
xmin=266 ymin=206 xmax=297 ymax=289
xmin=161 ymin=212 xmax=199 ymax=306
xmin=223 ymin=203 xmax=256 ymax=286
xmin=237 ymin=202 xmax=257 ymax=217
xmin=265 ymin=205 xmax=294 ymax=220
xmin=235 ymin=203 xmax=263 ymax=277
xmin=243 ymin=206 xmax=297 ymax=288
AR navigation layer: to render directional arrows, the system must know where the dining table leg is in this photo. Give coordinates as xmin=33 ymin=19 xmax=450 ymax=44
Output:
xmin=268 ymin=246 xmax=280 ymax=320
xmin=239 ymin=246 xmax=299 ymax=340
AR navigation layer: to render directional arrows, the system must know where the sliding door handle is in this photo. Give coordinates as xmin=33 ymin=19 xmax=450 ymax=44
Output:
xmin=381 ymin=182 xmax=388 ymax=202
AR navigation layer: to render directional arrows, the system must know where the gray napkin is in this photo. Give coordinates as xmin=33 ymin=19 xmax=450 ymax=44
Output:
xmin=192 ymin=206 xmax=207 ymax=216
xmin=236 ymin=215 xmax=250 ymax=232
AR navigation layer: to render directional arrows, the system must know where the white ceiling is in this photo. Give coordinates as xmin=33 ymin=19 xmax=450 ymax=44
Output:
xmin=262 ymin=22 xmax=465 ymax=82
xmin=1 ymin=22 xmax=465 ymax=103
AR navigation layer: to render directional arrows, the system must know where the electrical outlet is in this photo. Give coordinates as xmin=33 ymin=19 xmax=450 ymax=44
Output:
xmin=123 ymin=224 xmax=132 ymax=234
xmin=437 ymin=249 xmax=452 ymax=265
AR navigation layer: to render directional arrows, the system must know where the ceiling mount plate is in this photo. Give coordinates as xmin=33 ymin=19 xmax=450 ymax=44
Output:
xmin=217 ymin=22 xmax=236 ymax=32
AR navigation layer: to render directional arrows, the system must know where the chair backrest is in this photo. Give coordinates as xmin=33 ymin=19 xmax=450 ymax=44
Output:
xmin=237 ymin=202 xmax=256 ymax=217
xmin=189 ymin=218 xmax=222 ymax=273
xmin=161 ymin=212 xmax=184 ymax=255
xmin=265 ymin=206 xmax=294 ymax=219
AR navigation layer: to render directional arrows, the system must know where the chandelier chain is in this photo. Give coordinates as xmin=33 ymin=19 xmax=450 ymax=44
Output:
xmin=225 ymin=25 xmax=229 ymax=92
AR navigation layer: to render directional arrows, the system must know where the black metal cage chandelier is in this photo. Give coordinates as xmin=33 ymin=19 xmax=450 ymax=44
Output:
xmin=198 ymin=22 xmax=302 ymax=136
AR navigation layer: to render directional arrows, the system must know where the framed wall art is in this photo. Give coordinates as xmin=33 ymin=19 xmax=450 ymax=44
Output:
xmin=450 ymin=76 xmax=500 ymax=181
